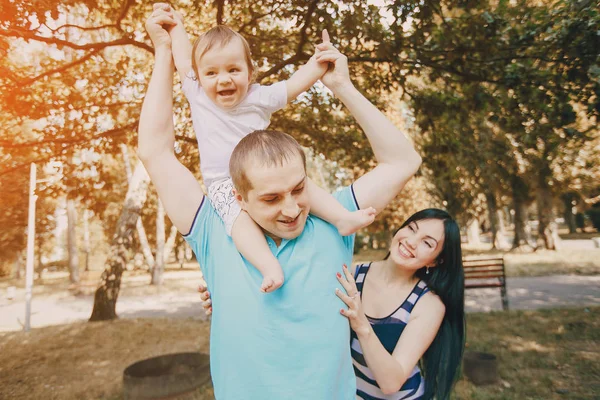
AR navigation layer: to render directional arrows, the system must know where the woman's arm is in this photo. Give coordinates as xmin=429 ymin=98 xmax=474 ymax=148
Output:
xmin=361 ymin=294 xmax=444 ymax=394
xmin=336 ymin=267 xmax=445 ymax=394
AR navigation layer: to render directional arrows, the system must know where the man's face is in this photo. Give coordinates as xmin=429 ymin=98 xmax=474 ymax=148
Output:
xmin=197 ymin=38 xmax=252 ymax=109
xmin=236 ymin=155 xmax=310 ymax=242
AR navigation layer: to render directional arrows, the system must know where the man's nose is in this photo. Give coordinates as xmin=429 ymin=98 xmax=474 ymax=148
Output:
xmin=281 ymin=196 xmax=300 ymax=218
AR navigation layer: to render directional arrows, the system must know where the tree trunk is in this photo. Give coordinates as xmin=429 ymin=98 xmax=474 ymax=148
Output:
xmin=561 ymin=193 xmax=577 ymax=234
xmin=136 ymin=219 xmax=155 ymax=271
xmin=495 ymin=208 xmax=510 ymax=249
xmin=466 ymin=219 xmax=481 ymax=245
xmin=185 ymin=242 xmax=193 ymax=261
xmin=151 ymin=199 xmax=165 ymax=286
xmin=512 ymin=175 xmax=532 ymax=250
xmin=14 ymin=252 xmax=24 ymax=280
xmin=67 ymin=197 xmax=80 ymax=283
xmin=121 ymin=145 xmax=155 ymax=271
xmin=83 ymin=209 xmax=91 ymax=272
xmin=163 ymin=225 xmax=178 ymax=264
xmin=89 ymin=162 xmax=150 ymax=321
xmin=485 ymin=193 xmax=500 ymax=249
xmin=536 ymin=168 xmax=560 ymax=250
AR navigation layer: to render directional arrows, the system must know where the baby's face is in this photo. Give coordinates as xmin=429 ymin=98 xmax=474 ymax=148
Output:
xmin=197 ymin=38 xmax=252 ymax=109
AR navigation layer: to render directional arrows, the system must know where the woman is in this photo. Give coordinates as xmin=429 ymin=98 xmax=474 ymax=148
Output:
xmin=336 ymin=208 xmax=465 ymax=399
xmin=199 ymin=208 xmax=465 ymax=399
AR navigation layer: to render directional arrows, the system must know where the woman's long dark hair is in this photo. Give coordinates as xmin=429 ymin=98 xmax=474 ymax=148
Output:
xmin=385 ymin=208 xmax=465 ymax=400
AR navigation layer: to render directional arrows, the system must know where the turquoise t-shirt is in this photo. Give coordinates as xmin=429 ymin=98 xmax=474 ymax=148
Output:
xmin=184 ymin=186 xmax=359 ymax=399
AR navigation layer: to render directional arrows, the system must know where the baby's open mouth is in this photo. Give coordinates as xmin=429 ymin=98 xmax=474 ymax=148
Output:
xmin=218 ymin=90 xmax=236 ymax=96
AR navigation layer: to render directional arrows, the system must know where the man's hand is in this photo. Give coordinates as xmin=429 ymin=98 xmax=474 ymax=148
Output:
xmin=315 ymin=31 xmax=353 ymax=95
xmin=198 ymin=285 xmax=212 ymax=316
xmin=145 ymin=4 xmax=177 ymax=49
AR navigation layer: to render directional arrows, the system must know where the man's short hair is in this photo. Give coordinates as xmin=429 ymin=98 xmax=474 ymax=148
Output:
xmin=191 ymin=25 xmax=254 ymax=80
xmin=230 ymin=130 xmax=307 ymax=199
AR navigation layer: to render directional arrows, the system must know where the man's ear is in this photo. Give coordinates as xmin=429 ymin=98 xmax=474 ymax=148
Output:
xmin=232 ymin=187 xmax=246 ymax=210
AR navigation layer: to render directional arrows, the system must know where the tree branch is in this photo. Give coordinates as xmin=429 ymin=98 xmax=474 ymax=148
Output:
xmin=1 ymin=29 xmax=154 ymax=53
xmin=116 ymin=0 xmax=136 ymax=30
xmin=0 ymin=122 xmax=137 ymax=151
xmin=52 ymin=23 xmax=119 ymax=33
xmin=3 ymin=49 xmax=101 ymax=88
xmin=295 ymin=0 xmax=320 ymax=55
xmin=214 ymin=0 xmax=226 ymax=25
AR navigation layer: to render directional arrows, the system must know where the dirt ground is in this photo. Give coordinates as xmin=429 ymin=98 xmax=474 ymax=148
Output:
xmin=0 ymin=308 xmax=597 ymax=399
xmin=1 ymin=243 xmax=599 ymax=398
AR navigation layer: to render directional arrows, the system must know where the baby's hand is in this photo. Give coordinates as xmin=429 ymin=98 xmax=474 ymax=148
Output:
xmin=153 ymin=3 xmax=184 ymax=28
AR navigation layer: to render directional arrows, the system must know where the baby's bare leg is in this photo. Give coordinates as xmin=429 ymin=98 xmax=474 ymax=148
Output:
xmin=231 ymin=211 xmax=284 ymax=293
xmin=307 ymin=179 xmax=376 ymax=236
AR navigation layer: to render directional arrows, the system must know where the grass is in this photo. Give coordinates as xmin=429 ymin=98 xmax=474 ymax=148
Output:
xmin=0 ymin=307 xmax=597 ymax=399
xmin=455 ymin=307 xmax=599 ymax=399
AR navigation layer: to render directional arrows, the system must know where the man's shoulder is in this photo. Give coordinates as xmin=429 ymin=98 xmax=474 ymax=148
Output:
xmin=182 ymin=198 xmax=221 ymax=241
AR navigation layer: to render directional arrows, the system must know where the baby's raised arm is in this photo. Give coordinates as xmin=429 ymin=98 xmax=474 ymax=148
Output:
xmin=285 ymin=30 xmax=330 ymax=103
xmin=154 ymin=3 xmax=193 ymax=83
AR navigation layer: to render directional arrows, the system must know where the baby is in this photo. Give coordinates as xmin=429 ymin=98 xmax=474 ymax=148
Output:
xmin=160 ymin=4 xmax=375 ymax=292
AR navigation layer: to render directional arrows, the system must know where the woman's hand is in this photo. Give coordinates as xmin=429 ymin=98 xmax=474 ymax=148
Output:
xmin=145 ymin=4 xmax=177 ymax=49
xmin=198 ymin=285 xmax=212 ymax=316
xmin=336 ymin=264 xmax=371 ymax=337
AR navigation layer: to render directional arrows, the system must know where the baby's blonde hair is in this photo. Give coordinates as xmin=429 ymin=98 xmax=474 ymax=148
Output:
xmin=191 ymin=25 xmax=254 ymax=80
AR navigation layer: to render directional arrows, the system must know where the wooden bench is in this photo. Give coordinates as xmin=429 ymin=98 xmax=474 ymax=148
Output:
xmin=462 ymin=256 xmax=509 ymax=310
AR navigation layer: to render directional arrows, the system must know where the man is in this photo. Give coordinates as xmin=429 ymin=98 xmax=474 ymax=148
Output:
xmin=139 ymin=7 xmax=422 ymax=400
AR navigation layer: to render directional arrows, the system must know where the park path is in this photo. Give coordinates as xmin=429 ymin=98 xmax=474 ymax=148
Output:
xmin=1 ymin=274 xmax=599 ymax=332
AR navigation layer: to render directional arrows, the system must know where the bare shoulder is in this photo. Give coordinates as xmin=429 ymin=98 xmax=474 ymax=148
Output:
xmin=349 ymin=260 xmax=374 ymax=277
xmin=412 ymin=290 xmax=446 ymax=320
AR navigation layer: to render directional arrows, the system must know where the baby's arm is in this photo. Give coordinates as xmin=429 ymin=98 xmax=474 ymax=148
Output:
xmin=307 ymin=179 xmax=376 ymax=236
xmin=285 ymin=31 xmax=329 ymax=102
xmin=155 ymin=4 xmax=192 ymax=83
xmin=231 ymin=212 xmax=284 ymax=293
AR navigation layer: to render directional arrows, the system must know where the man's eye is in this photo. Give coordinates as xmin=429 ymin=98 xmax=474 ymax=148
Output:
xmin=263 ymin=198 xmax=277 ymax=203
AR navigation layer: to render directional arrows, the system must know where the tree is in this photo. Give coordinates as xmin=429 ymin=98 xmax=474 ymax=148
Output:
xmin=89 ymin=162 xmax=150 ymax=321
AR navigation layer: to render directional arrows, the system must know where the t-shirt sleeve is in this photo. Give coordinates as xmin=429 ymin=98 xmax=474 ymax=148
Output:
xmin=253 ymin=81 xmax=288 ymax=113
xmin=333 ymin=185 xmax=360 ymax=253
xmin=181 ymin=197 xmax=216 ymax=289
xmin=181 ymin=71 xmax=201 ymax=101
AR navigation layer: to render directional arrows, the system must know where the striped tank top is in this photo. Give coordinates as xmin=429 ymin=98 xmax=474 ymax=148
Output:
xmin=352 ymin=262 xmax=430 ymax=400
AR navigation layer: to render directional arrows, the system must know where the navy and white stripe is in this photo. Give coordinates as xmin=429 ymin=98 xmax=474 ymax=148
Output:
xmin=351 ymin=263 xmax=430 ymax=400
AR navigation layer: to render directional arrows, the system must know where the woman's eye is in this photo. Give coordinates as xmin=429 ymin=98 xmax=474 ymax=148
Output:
xmin=424 ymin=241 xmax=433 ymax=249
xmin=409 ymin=225 xmax=415 ymax=232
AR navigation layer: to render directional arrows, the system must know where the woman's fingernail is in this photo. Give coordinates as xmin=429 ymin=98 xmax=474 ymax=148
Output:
xmin=343 ymin=264 xmax=347 ymax=269
xmin=340 ymin=309 xmax=344 ymax=314
xmin=336 ymin=272 xmax=341 ymax=278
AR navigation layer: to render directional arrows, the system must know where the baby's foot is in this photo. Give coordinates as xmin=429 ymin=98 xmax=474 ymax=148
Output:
xmin=336 ymin=207 xmax=376 ymax=236
xmin=261 ymin=273 xmax=284 ymax=293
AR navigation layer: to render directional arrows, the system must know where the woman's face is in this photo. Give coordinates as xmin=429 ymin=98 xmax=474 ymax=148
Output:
xmin=389 ymin=218 xmax=445 ymax=271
